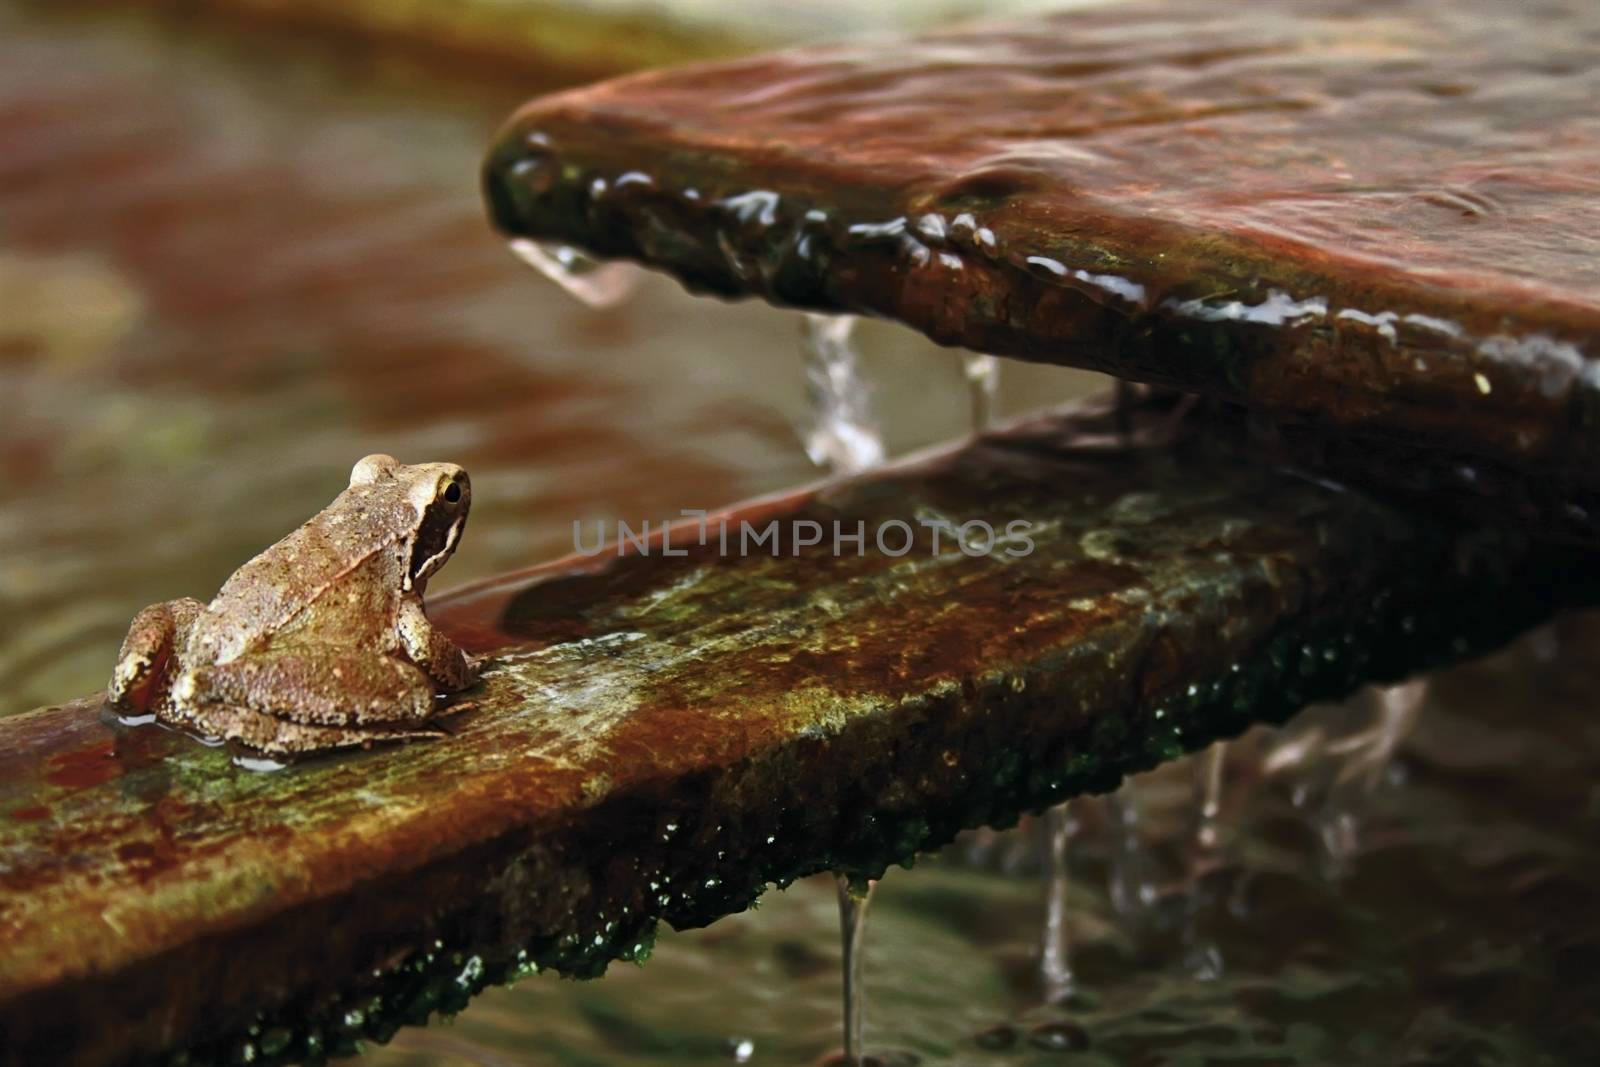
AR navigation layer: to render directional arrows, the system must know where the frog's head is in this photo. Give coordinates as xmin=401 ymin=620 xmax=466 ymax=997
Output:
xmin=350 ymin=454 xmax=472 ymax=591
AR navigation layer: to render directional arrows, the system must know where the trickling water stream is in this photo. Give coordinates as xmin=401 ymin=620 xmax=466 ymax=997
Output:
xmin=1038 ymin=803 xmax=1075 ymax=1005
xmin=833 ymin=875 xmax=877 ymax=1067
xmin=1182 ymin=743 xmax=1228 ymax=982
xmin=797 ymin=314 xmax=886 ymax=474
xmin=961 ymin=354 xmax=1000 ymax=434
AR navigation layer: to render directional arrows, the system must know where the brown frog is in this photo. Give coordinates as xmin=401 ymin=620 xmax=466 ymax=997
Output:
xmin=108 ymin=454 xmax=481 ymax=756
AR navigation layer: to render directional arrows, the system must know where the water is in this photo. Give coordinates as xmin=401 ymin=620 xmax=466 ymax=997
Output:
xmin=1182 ymin=743 xmax=1228 ymax=981
xmin=1038 ymin=803 xmax=1075 ymax=1003
xmin=834 ymin=874 xmax=877 ymax=1067
xmin=507 ymin=238 xmax=642 ymax=309
xmin=1103 ymin=791 xmax=1157 ymax=925
xmin=798 ymin=314 xmax=885 ymax=474
xmin=1331 ymin=678 xmax=1429 ymax=791
xmin=355 ymin=627 xmax=1600 ymax=1065
xmin=961 ymin=353 xmax=1000 ymax=433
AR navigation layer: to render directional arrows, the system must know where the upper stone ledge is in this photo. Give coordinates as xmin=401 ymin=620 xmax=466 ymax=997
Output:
xmin=486 ymin=0 xmax=1600 ymax=540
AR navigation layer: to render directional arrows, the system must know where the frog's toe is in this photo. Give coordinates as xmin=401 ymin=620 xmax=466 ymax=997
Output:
xmin=108 ymin=598 xmax=204 ymax=714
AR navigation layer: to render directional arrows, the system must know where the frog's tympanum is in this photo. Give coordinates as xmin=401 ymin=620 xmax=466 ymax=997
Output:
xmin=108 ymin=454 xmax=480 ymax=756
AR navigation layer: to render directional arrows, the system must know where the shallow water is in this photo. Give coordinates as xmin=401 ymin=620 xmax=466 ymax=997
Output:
xmin=362 ymin=627 xmax=1600 ymax=1065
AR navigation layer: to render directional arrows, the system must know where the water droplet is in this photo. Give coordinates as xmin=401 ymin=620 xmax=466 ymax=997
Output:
xmin=835 ymin=872 xmax=878 ymax=1066
xmin=1027 ymin=1020 xmax=1089 ymax=1052
xmin=507 ymin=238 xmax=641 ymax=309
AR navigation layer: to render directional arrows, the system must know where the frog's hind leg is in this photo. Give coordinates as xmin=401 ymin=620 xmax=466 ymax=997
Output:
xmin=182 ymin=649 xmax=442 ymax=728
xmin=201 ymin=705 xmax=451 ymax=759
xmin=108 ymin=597 xmax=205 ymax=719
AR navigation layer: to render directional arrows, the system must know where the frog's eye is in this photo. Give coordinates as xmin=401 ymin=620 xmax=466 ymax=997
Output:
xmin=443 ymin=482 xmax=462 ymax=504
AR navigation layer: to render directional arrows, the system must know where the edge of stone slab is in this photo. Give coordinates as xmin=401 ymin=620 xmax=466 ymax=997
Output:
xmin=3 ymin=401 xmax=1596 ymax=1067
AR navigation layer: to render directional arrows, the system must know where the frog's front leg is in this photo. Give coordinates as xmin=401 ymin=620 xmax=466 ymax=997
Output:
xmin=396 ymin=597 xmax=479 ymax=690
xmin=108 ymin=597 xmax=205 ymax=717
xmin=178 ymin=649 xmax=439 ymax=728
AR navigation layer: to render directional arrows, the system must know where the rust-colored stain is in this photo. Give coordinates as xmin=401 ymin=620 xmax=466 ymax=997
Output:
xmin=44 ymin=742 xmax=120 ymax=790
xmin=486 ymin=0 xmax=1600 ymax=541
xmin=1 ymin=397 xmax=1593 ymax=1067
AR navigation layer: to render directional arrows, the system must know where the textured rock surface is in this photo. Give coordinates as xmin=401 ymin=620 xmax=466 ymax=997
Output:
xmin=3 ymin=397 xmax=1594 ymax=1066
xmin=487 ymin=0 xmax=1600 ymax=540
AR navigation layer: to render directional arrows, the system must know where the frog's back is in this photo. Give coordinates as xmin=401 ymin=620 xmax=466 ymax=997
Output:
xmin=186 ymin=490 xmax=414 ymax=664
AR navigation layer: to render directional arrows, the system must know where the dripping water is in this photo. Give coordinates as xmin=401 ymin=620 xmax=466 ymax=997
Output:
xmin=1039 ymin=802 xmax=1075 ymax=1002
xmin=1183 ymin=743 xmax=1227 ymax=980
xmin=508 ymin=238 xmax=641 ymax=309
xmin=834 ymin=873 xmax=877 ymax=1066
xmin=961 ymin=352 xmax=1000 ymax=432
xmin=1328 ymin=677 xmax=1429 ymax=791
xmin=1194 ymin=742 xmax=1226 ymax=851
xmin=1105 ymin=789 xmax=1157 ymax=921
xmin=800 ymin=314 xmax=885 ymax=474
xmin=1263 ymin=679 xmax=1431 ymax=873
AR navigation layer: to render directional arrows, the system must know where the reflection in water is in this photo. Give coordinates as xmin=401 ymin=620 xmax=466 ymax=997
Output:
xmin=799 ymin=314 xmax=885 ymax=474
xmin=366 ymin=629 xmax=1600 ymax=1065
xmin=507 ymin=239 xmax=643 ymax=309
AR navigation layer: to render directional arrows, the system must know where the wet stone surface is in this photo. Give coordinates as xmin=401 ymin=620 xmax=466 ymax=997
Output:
xmin=2 ymin=397 xmax=1595 ymax=1066
xmin=487 ymin=0 xmax=1600 ymax=541
xmin=374 ymin=628 xmax=1600 ymax=1066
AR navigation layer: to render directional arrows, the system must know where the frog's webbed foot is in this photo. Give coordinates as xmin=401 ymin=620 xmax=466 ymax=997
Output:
xmin=180 ymin=649 xmax=438 ymax=728
xmin=199 ymin=705 xmax=451 ymax=759
xmin=108 ymin=597 xmax=204 ymax=718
